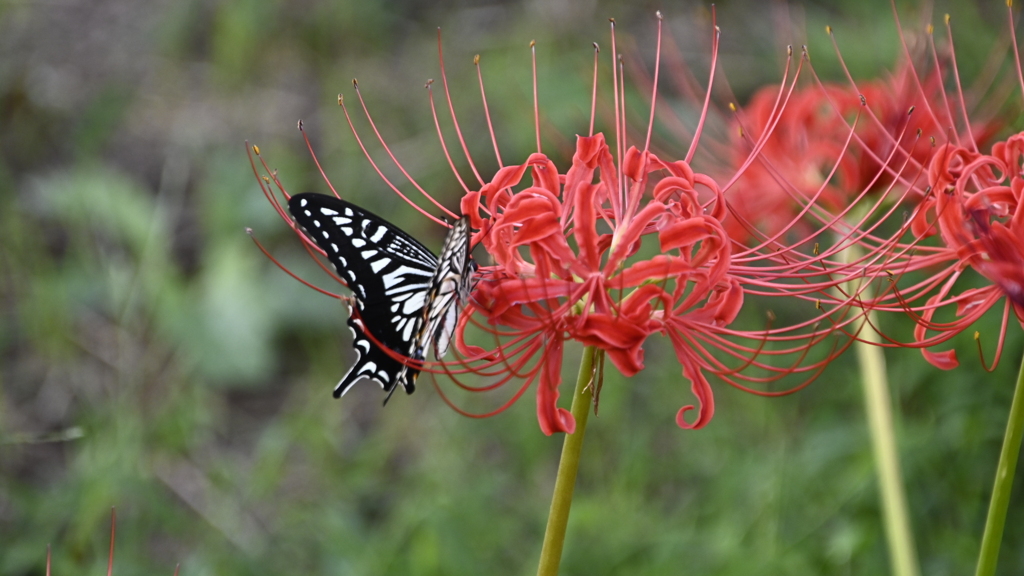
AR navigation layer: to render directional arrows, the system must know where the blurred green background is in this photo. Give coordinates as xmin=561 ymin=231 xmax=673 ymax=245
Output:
xmin=2 ymin=0 xmax=1022 ymax=574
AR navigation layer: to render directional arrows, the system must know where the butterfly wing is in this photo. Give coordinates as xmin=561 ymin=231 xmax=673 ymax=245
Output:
xmin=288 ymin=193 xmax=438 ymax=397
xmin=410 ymin=216 xmax=475 ymax=362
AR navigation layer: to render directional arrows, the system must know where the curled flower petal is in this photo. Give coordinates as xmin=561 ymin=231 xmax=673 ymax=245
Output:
xmin=536 ymin=337 xmax=575 ymax=436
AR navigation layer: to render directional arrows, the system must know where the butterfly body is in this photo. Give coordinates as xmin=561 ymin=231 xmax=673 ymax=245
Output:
xmin=287 ymin=193 xmax=475 ymax=399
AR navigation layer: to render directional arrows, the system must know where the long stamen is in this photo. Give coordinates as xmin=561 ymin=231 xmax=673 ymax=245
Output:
xmin=887 ymin=0 xmax=948 ymax=134
xmin=426 ymin=79 xmax=472 ymax=201
xmin=829 ymin=26 xmax=926 ymax=172
xmin=643 ymin=11 xmax=663 ymax=155
xmin=352 ymin=82 xmax=457 ymax=219
xmin=475 ymin=54 xmax=504 ymax=168
xmin=1008 ymin=0 xmax=1024 ymax=97
xmin=944 ymin=14 xmax=980 ymax=152
xmin=297 ymin=121 xmax=342 ymax=199
xmin=589 ymin=42 xmax=600 ymax=137
xmin=531 ymin=40 xmax=541 ymax=154
xmin=610 ymin=18 xmax=623 ymax=217
xmin=437 ymin=28 xmax=486 ymax=185
xmin=618 ymin=53 xmax=628 ymax=208
xmin=339 ymin=87 xmax=448 ymax=225
xmin=247 ymin=229 xmax=345 ymax=298
xmin=247 ymin=144 xmax=291 ymax=224
xmin=685 ymin=8 xmax=719 ymax=163
xmin=721 ymin=46 xmax=804 ymax=195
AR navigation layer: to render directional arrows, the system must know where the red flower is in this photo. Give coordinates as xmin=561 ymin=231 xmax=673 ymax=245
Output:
xmin=839 ymin=7 xmax=1019 ymax=371
xmin=904 ymin=136 xmax=1024 ymax=369
xmin=458 ymin=133 xmax=739 ymax=434
xmin=723 ymin=60 xmax=951 ymax=244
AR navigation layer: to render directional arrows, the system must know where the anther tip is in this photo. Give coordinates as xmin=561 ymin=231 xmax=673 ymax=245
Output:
xmin=337 ymin=93 xmax=343 ymax=105
xmin=245 ymin=227 xmax=254 ymax=235
xmin=656 ymin=10 xmax=662 ymax=20
xmin=352 ymin=78 xmax=359 ymax=87
xmin=944 ymin=13 xmax=950 ymax=24
xmin=425 ymin=78 xmax=434 ymax=88
xmin=473 ymin=54 xmax=480 ymax=64
xmin=826 ymin=25 xmax=832 ymax=34
xmin=927 ymin=23 xmax=934 ymax=34
xmin=974 ymin=330 xmax=980 ymax=340
xmin=252 ymin=144 xmax=260 ymax=155
xmin=593 ymin=42 xmax=600 ymax=51
xmin=297 ymin=119 xmax=303 ymax=130
xmin=907 ymin=105 xmax=915 ymax=115
xmin=859 ymin=94 xmax=867 ymax=106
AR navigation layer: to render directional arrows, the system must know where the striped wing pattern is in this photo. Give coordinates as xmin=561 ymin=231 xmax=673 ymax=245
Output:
xmin=399 ymin=216 xmax=475 ymax=387
xmin=287 ymin=192 xmax=473 ymax=400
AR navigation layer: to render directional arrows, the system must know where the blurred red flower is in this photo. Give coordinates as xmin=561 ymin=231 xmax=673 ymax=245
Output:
xmin=905 ymin=136 xmax=1024 ymax=369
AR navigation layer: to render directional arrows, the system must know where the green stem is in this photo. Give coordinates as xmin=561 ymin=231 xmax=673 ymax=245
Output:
xmin=536 ymin=346 xmax=597 ymax=576
xmin=974 ymin=348 xmax=1024 ymax=576
xmin=855 ymin=312 xmax=920 ymax=576
xmin=842 ymin=239 xmax=920 ymax=576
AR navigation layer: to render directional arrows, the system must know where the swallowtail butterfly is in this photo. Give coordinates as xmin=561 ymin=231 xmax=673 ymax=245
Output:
xmin=288 ymin=193 xmax=476 ymax=401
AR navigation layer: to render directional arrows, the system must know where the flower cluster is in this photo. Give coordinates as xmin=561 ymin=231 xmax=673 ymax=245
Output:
xmin=897 ymin=135 xmax=1024 ymax=370
xmin=431 ymin=20 xmax=869 ymax=435
xmin=459 ymin=134 xmax=739 ymax=433
xmin=252 ymin=13 xmax=939 ymax=436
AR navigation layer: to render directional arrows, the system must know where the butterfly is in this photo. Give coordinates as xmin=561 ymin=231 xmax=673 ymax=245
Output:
xmin=288 ymin=192 xmax=476 ymax=401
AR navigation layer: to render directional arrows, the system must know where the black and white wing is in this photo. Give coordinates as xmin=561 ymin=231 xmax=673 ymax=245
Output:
xmin=418 ymin=216 xmax=475 ymax=359
xmin=288 ymin=193 xmax=438 ymax=397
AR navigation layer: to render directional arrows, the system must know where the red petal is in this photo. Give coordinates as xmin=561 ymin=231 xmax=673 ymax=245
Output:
xmin=672 ymin=343 xmax=715 ymax=430
xmin=659 ymin=217 xmax=710 ymax=251
xmin=922 ymin=348 xmax=959 ymax=370
xmin=536 ymin=337 xmax=575 ymax=435
xmin=573 ymin=183 xmax=601 ymax=270
xmin=604 ymin=201 xmax=666 ymax=273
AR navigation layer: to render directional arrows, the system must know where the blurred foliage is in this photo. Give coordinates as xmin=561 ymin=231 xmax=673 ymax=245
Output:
xmin=1 ymin=0 xmax=1023 ymax=575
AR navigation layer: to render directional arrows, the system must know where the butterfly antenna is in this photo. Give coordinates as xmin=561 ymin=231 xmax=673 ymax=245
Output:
xmin=383 ymin=381 xmax=400 ymax=406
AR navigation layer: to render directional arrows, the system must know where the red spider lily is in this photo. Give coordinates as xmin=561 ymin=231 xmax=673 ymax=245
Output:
xmin=723 ymin=62 xmax=946 ymax=243
xmin=716 ymin=2 xmax=1017 ymax=247
xmin=807 ymin=5 xmax=1021 ymax=371
xmin=459 ymin=132 xmax=740 ymax=433
xmin=441 ymin=15 xmax=885 ymax=435
xmin=903 ymin=135 xmax=1024 ymax=370
xmin=251 ymin=12 xmax=876 ymax=436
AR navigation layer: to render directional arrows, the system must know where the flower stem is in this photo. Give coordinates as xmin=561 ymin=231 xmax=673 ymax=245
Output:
xmin=974 ymin=347 xmax=1024 ymax=576
xmin=842 ymin=239 xmax=920 ymax=576
xmin=855 ymin=311 xmax=920 ymax=576
xmin=536 ymin=346 xmax=597 ymax=576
